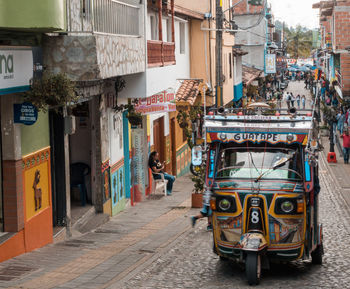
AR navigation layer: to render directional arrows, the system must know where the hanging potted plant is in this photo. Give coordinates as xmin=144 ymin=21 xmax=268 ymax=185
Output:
xmin=25 ymin=72 xmax=78 ymax=112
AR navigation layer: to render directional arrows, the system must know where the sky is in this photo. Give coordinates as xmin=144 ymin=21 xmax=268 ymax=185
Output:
xmin=268 ymin=0 xmax=320 ymax=29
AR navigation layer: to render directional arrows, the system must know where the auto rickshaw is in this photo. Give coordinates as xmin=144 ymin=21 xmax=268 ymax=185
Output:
xmin=195 ymin=106 xmax=323 ymax=285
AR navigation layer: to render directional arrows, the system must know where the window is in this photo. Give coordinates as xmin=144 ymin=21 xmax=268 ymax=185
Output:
xmin=150 ymin=15 xmax=158 ymax=40
xmin=216 ymin=147 xmax=302 ymax=181
xmin=167 ymin=18 xmax=172 ymax=42
xmin=180 ymin=22 xmax=185 ymax=54
xmin=229 ymin=53 xmax=232 ymax=79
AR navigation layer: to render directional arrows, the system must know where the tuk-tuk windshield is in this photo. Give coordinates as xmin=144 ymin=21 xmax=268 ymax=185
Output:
xmin=216 ymin=147 xmax=302 ymax=181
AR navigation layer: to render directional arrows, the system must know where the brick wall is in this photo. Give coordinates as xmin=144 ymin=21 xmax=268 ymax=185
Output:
xmin=232 ymin=0 xmax=263 ymax=14
xmin=333 ymin=6 xmax=350 ymax=95
xmin=2 ymin=160 xmax=24 ymax=232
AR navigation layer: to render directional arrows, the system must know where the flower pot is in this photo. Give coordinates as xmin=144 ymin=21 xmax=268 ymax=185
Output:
xmin=191 ymin=193 xmax=203 ymax=208
xmin=128 ymin=115 xmax=142 ymax=126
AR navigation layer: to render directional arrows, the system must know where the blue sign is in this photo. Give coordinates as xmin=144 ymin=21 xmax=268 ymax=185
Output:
xmin=14 ymin=102 xmax=38 ymax=125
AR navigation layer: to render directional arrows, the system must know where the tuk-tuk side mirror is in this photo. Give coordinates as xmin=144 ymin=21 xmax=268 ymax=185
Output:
xmin=192 ymin=146 xmax=202 ymax=166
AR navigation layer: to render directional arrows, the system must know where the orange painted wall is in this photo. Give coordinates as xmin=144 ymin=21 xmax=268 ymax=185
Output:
xmin=24 ymin=207 xmax=53 ymax=252
xmin=0 ymin=231 xmax=26 ymax=262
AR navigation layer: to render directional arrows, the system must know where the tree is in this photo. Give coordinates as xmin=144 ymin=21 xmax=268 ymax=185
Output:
xmin=285 ymin=25 xmax=313 ymax=58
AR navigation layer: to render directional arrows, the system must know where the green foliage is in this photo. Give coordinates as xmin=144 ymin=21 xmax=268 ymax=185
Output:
xmin=191 ymin=165 xmax=205 ymax=193
xmin=284 ymin=25 xmax=313 ymax=58
xmin=25 ymin=73 xmax=77 ymax=112
xmin=114 ymin=99 xmax=142 ymax=126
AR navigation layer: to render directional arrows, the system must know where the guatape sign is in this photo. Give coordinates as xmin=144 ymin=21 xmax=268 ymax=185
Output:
xmin=0 ymin=48 xmax=34 ymax=95
xmin=208 ymin=132 xmax=307 ymax=144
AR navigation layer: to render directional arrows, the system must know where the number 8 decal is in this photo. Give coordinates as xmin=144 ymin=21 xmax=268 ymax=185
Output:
xmin=251 ymin=211 xmax=259 ymax=224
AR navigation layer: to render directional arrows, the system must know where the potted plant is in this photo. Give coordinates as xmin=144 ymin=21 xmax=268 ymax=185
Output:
xmin=25 ymin=72 xmax=77 ymax=112
xmin=115 ymin=99 xmax=143 ymax=127
xmin=191 ymin=165 xmax=205 ymax=208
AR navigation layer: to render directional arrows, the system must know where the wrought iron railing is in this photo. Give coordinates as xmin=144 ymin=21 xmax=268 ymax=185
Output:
xmin=93 ymin=0 xmax=140 ymax=35
xmin=68 ymin=0 xmax=141 ymax=36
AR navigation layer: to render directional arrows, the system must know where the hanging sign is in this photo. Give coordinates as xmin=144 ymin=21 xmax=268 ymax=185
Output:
xmin=265 ymin=54 xmax=276 ymax=74
xmin=14 ymin=102 xmax=38 ymax=125
xmin=134 ymin=88 xmax=176 ymax=114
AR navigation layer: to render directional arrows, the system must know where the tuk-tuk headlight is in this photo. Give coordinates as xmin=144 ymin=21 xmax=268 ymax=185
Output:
xmin=216 ymin=195 xmax=236 ymax=213
xmin=218 ymin=199 xmax=231 ymax=211
xmin=281 ymin=201 xmax=294 ymax=213
xmin=275 ymin=198 xmax=302 ymax=215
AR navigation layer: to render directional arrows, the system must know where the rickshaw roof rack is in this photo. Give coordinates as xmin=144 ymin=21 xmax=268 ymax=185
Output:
xmin=207 ymin=107 xmax=314 ymax=118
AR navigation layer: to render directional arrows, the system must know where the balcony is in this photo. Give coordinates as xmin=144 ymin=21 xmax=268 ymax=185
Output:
xmin=0 ymin=0 xmax=65 ymax=32
xmin=147 ymin=40 xmax=175 ymax=67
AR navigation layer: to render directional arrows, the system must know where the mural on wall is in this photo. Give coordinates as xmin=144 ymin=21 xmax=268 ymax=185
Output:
xmin=102 ymin=160 xmax=110 ymax=204
xmin=23 ymin=147 xmax=51 ymax=221
xmin=110 ymin=158 xmax=125 ymax=215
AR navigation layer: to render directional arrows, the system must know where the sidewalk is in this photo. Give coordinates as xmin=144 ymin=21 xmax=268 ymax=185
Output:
xmin=0 ymin=174 xmax=198 ymax=289
xmin=321 ymin=135 xmax=350 ymax=208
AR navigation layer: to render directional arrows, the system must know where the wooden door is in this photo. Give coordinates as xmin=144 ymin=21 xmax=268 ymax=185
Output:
xmin=170 ymin=118 xmax=177 ymax=176
xmin=153 ymin=117 xmax=165 ymax=162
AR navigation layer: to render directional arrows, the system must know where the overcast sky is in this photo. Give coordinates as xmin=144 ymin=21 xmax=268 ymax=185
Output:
xmin=268 ymin=0 xmax=320 ymax=29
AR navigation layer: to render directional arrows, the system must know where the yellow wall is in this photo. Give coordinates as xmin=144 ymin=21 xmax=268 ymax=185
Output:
xmin=190 ymin=20 xmax=210 ymax=84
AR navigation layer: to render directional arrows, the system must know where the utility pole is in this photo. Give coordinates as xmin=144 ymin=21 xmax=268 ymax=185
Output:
xmin=215 ymin=0 xmax=223 ymax=108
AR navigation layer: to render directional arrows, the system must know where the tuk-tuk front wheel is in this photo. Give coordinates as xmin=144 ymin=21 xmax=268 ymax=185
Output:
xmin=311 ymin=243 xmax=323 ymax=265
xmin=245 ymin=252 xmax=261 ymax=285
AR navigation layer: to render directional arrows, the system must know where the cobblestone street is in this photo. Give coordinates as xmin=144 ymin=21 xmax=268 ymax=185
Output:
xmin=121 ymin=153 xmax=350 ymax=289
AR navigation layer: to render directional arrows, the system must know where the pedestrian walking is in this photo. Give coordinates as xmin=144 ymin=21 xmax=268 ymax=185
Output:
xmin=296 ymin=94 xmax=301 ymax=109
xmin=301 ymin=95 xmax=306 ymax=109
xmin=291 ymin=92 xmax=295 ymax=107
xmin=342 ymin=129 xmax=350 ymax=164
xmin=191 ymin=205 xmax=212 ymax=231
xmin=149 ymin=151 xmax=175 ymax=196
xmin=337 ymin=110 xmax=345 ymax=136
xmin=285 ymin=91 xmax=291 ymax=109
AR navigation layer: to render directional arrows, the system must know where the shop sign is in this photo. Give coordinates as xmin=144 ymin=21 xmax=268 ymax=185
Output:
xmin=14 ymin=102 xmax=38 ymax=125
xmin=0 ymin=48 xmax=34 ymax=95
xmin=211 ymin=132 xmax=303 ymax=145
xmin=265 ymin=54 xmax=276 ymax=74
xmin=134 ymin=89 xmax=176 ymax=114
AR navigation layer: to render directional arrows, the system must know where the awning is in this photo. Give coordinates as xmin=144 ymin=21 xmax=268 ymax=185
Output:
xmin=335 ymin=85 xmax=343 ymax=99
xmin=243 ymin=65 xmax=263 ymax=85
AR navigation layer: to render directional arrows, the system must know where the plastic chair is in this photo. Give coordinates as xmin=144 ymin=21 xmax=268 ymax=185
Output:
xmin=151 ymin=172 xmax=167 ymax=196
xmin=70 ymin=162 xmax=91 ymax=206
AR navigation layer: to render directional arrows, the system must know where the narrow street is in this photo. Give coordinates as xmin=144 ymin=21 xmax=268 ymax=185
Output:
xmin=0 ymin=82 xmax=349 ymax=288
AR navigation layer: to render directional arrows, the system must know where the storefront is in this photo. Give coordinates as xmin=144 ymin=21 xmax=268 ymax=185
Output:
xmin=0 ymin=46 xmax=53 ymax=262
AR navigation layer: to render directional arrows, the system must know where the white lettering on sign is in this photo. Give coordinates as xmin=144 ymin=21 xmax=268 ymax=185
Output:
xmin=218 ymin=133 xmax=297 ymax=144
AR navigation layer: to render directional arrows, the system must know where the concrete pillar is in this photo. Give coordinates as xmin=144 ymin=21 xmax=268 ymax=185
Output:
xmin=1 ymin=94 xmax=24 ymax=232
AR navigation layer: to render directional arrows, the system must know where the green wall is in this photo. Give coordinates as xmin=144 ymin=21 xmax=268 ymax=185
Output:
xmin=0 ymin=0 xmax=65 ymax=31
xmin=21 ymin=111 xmax=50 ymax=156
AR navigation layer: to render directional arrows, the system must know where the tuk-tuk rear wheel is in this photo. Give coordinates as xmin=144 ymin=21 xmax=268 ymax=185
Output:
xmin=311 ymin=243 xmax=323 ymax=265
xmin=245 ymin=253 xmax=261 ymax=285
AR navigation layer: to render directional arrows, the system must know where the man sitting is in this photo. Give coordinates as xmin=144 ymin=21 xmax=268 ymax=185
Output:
xmin=148 ymin=151 xmax=175 ymax=196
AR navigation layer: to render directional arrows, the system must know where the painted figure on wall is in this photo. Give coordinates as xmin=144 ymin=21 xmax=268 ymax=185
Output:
xmin=113 ymin=175 xmax=117 ymax=204
xmin=33 ymin=169 xmax=42 ymax=211
xmin=104 ymin=170 xmax=110 ymax=200
xmin=119 ymin=170 xmax=123 ymax=198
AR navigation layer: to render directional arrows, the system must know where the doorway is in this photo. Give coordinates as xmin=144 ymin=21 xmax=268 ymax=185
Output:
xmin=49 ymin=109 xmax=66 ymax=227
xmin=153 ymin=117 xmax=165 ymax=162
xmin=170 ymin=118 xmax=177 ymax=176
xmin=69 ymin=101 xmax=93 ymax=223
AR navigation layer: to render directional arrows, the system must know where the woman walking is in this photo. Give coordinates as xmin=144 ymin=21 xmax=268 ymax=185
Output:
xmin=290 ymin=93 xmax=295 ymax=107
xmin=296 ymin=94 xmax=301 ymax=109
xmin=342 ymin=128 xmax=350 ymax=164
xmin=301 ymin=95 xmax=306 ymax=109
